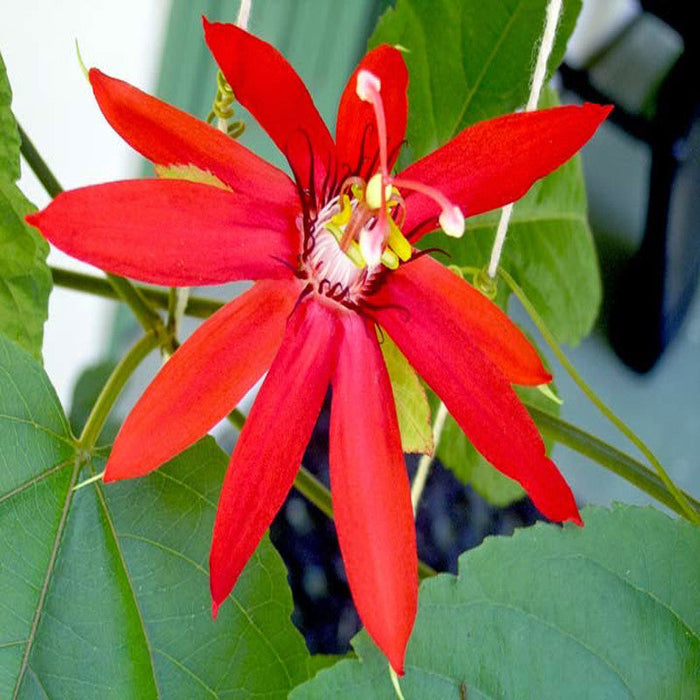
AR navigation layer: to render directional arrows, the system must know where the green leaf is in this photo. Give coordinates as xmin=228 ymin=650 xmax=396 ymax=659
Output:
xmin=0 ymin=52 xmax=21 ymax=181
xmin=380 ymin=333 xmax=433 ymax=454
xmin=292 ymin=505 xmax=700 ymax=699
xmin=0 ymin=179 xmax=52 ymax=360
xmin=0 ymin=333 xmax=313 ymax=698
xmin=369 ymin=0 xmax=582 ymax=160
xmin=0 ymin=52 xmax=52 ymax=360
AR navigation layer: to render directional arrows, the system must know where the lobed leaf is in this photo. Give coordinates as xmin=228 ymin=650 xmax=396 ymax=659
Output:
xmin=292 ymin=505 xmax=700 ymax=699
xmin=0 ymin=333 xmax=314 ymax=698
xmin=0 ymin=52 xmax=21 ymax=181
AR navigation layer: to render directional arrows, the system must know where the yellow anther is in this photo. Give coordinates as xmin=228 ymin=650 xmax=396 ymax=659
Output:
xmin=331 ymin=194 xmax=352 ymax=226
xmin=387 ymin=217 xmax=412 ymax=262
xmin=324 ymin=221 xmax=343 ymax=242
xmin=365 ymin=173 xmax=392 ymax=210
xmin=346 ymin=241 xmax=367 ymax=269
xmin=351 ymin=184 xmax=365 ymax=202
xmin=381 ymin=247 xmax=399 ymax=270
xmin=324 ymin=222 xmax=367 ymax=270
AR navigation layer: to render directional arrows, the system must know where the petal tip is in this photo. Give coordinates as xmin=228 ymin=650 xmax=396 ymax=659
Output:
xmin=569 ymin=511 xmax=585 ymax=527
xmin=24 ymin=212 xmax=40 ymax=228
xmin=584 ymin=102 xmax=614 ymax=124
xmin=211 ymin=599 xmax=220 ymax=620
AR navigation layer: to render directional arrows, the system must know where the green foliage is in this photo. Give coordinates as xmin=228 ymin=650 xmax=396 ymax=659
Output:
xmin=292 ymin=505 xmax=700 ymax=699
xmin=0 ymin=52 xmax=52 ymax=360
xmin=380 ymin=333 xmax=433 ymax=454
xmin=0 ymin=334 xmax=314 ymax=698
xmin=370 ymin=0 xmax=582 ymax=159
xmin=0 ymin=53 xmax=21 ymax=181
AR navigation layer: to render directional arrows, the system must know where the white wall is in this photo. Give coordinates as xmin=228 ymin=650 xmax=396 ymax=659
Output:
xmin=1 ymin=1 xmax=171 ymax=404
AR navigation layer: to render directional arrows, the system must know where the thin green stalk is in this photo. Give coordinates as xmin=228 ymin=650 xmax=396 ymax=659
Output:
xmin=18 ymin=124 xmax=62 ymax=198
xmin=411 ymin=401 xmax=449 ymax=513
xmin=499 ymin=267 xmax=700 ymax=524
xmin=527 ymin=404 xmax=700 ymax=516
xmin=105 ymin=273 xmax=164 ymax=335
xmin=78 ymin=332 xmax=159 ymax=449
xmin=225 ymin=411 xmax=436 ymax=580
xmin=51 ymin=266 xmax=224 ymax=318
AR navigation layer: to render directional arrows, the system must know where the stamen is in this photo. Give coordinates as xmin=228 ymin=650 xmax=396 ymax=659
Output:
xmin=387 ymin=217 xmax=412 ymax=261
xmin=391 ymin=176 xmax=465 ymax=238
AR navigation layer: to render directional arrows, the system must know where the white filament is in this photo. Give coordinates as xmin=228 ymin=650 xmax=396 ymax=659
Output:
xmin=236 ymin=0 xmax=252 ymax=30
xmin=487 ymin=0 xmax=563 ymax=279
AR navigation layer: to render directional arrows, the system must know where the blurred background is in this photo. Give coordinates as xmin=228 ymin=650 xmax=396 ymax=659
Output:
xmin=3 ymin=0 xmax=698 ymax=654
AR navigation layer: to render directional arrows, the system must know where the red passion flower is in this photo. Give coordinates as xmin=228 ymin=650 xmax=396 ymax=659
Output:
xmin=28 ymin=19 xmax=610 ymax=674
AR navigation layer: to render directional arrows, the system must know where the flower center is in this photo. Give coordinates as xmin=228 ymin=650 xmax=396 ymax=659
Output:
xmin=298 ymin=67 xmax=466 ymax=307
xmin=301 ymin=179 xmax=411 ymax=305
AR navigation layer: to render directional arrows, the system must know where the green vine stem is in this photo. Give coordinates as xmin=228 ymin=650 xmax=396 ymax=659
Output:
xmin=104 ymin=272 xmax=165 ymax=336
xmin=78 ymin=332 xmax=159 ymax=450
xmin=226 ymin=409 xmax=437 ymax=580
xmin=526 ymin=404 xmax=700 ymax=516
xmin=51 ymin=266 xmax=223 ymax=318
xmin=497 ymin=266 xmax=700 ymax=524
xmin=17 ymin=124 xmax=62 ymax=198
xmin=411 ymin=401 xmax=448 ymax=513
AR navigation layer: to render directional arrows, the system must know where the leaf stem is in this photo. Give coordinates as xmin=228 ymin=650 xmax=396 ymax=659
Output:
xmin=78 ymin=332 xmax=159 ymax=450
xmin=499 ymin=267 xmax=700 ymax=524
xmin=105 ymin=272 xmax=165 ymax=336
xmin=527 ymin=404 xmax=700 ymax=516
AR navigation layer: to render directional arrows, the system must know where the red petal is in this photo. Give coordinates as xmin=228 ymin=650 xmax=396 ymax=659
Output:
xmin=89 ymin=68 xmax=297 ymax=207
xmin=28 ymin=179 xmax=299 ymax=285
xmin=400 ymin=104 xmax=612 ymax=239
xmin=335 ymin=45 xmax=408 ymax=180
xmin=375 ymin=255 xmax=550 ymax=385
xmin=209 ymin=297 xmax=341 ymax=611
xmin=330 ymin=313 xmax=417 ymax=675
xmin=373 ymin=291 xmax=582 ymax=525
xmin=204 ymin=19 xmax=336 ymax=198
xmin=104 ymin=280 xmax=299 ymax=482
